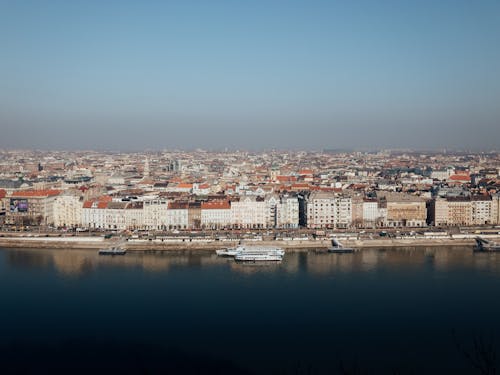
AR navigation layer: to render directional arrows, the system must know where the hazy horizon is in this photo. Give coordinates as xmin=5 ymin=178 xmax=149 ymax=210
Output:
xmin=1 ymin=1 xmax=499 ymax=151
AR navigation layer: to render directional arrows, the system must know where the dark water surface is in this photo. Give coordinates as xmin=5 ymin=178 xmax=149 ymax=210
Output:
xmin=1 ymin=246 xmax=500 ymax=374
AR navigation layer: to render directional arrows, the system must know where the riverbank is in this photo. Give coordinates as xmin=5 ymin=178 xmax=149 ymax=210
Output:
xmin=0 ymin=234 xmax=494 ymax=252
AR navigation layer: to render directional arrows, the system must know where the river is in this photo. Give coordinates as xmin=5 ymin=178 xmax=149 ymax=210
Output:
xmin=0 ymin=246 xmax=499 ymax=374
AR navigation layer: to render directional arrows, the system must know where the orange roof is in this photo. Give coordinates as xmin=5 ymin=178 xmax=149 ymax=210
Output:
xmin=10 ymin=189 xmax=61 ymax=197
xmin=99 ymin=195 xmax=113 ymax=202
xmin=0 ymin=189 xmax=6 ymax=199
xmin=201 ymin=201 xmax=230 ymax=209
xmin=198 ymin=184 xmax=210 ymax=189
xmin=449 ymin=175 xmax=471 ymax=182
xmin=97 ymin=201 xmax=108 ymax=209
xmin=177 ymin=183 xmax=193 ymax=189
xmin=83 ymin=200 xmax=93 ymax=208
xmin=276 ymin=175 xmax=297 ymax=182
xmin=298 ymin=169 xmax=314 ymax=175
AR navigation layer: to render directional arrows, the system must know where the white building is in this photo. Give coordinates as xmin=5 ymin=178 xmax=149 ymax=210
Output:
xmin=143 ymin=197 xmax=169 ymax=230
xmin=201 ymin=201 xmax=231 ymax=229
xmin=471 ymin=196 xmax=492 ymax=225
xmin=105 ymin=202 xmax=127 ymax=230
xmin=82 ymin=199 xmax=109 ymax=229
xmin=276 ymin=194 xmax=299 ymax=228
xmin=306 ymin=191 xmax=352 ymax=229
xmin=230 ymin=196 xmax=267 ymax=229
xmin=53 ymin=193 xmax=83 ymax=228
xmin=166 ymin=202 xmax=189 ymax=230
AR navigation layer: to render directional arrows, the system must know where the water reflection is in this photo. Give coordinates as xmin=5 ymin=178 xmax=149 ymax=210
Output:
xmin=3 ymin=246 xmax=500 ymax=277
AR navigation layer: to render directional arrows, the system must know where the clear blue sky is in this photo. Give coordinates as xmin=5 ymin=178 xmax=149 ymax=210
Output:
xmin=1 ymin=0 xmax=499 ymax=151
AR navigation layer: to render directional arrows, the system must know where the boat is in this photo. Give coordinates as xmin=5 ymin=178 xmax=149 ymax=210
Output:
xmin=328 ymin=238 xmax=356 ymax=253
xmin=473 ymin=237 xmax=500 ymax=252
xmin=216 ymin=245 xmax=285 ymax=258
xmin=99 ymin=243 xmax=126 ymax=255
xmin=234 ymin=249 xmax=284 ymax=262
xmin=216 ymin=247 xmax=241 ymax=257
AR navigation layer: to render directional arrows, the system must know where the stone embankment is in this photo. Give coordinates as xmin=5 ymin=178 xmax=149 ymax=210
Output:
xmin=0 ymin=234 xmax=494 ymax=252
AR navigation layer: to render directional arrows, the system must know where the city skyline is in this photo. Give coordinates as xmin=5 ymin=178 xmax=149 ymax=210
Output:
xmin=1 ymin=0 xmax=500 ymax=151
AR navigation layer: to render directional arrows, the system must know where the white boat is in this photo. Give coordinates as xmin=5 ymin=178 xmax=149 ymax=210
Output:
xmin=328 ymin=238 xmax=356 ymax=253
xmin=216 ymin=245 xmax=285 ymax=258
xmin=99 ymin=241 xmax=127 ymax=255
xmin=216 ymin=247 xmax=241 ymax=257
xmin=234 ymin=250 xmax=283 ymax=262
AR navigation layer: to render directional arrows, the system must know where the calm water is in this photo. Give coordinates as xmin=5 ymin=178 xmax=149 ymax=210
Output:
xmin=1 ymin=247 xmax=500 ymax=374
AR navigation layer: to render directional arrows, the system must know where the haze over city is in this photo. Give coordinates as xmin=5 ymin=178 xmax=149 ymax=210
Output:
xmin=1 ymin=0 xmax=500 ymax=151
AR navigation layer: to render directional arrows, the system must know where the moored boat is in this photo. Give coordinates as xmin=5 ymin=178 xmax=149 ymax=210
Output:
xmin=234 ymin=250 xmax=283 ymax=262
xmin=99 ymin=244 xmax=126 ymax=255
xmin=216 ymin=245 xmax=285 ymax=258
xmin=474 ymin=237 xmax=500 ymax=252
xmin=328 ymin=238 xmax=356 ymax=253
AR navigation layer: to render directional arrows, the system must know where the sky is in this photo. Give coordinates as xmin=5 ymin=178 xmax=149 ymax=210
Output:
xmin=1 ymin=0 xmax=500 ymax=151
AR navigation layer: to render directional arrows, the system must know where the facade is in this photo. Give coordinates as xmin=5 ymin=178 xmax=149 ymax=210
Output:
xmin=6 ymin=189 xmax=61 ymax=226
xmin=471 ymin=196 xmax=492 ymax=225
xmin=276 ymin=195 xmax=299 ymax=228
xmin=125 ymin=201 xmax=144 ymax=230
xmin=200 ymin=201 xmax=231 ymax=229
xmin=82 ymin=199 xmax=109 ymax=229
xmin=166 ymin=202 xmax=189 ymax=229
xmin=53 ymin=193 xmax=83 ymax=228
xmin=492 ymin=194 xmax=500 ymax=225
xmin=362 ymin=199 xmax=385 ymax=227
xmin=433 ymin=196 xmax=494 ymax=227
xmin=380 ymin=193 xmax=427 ymax=227
xmin=105 ymin=202 xmax=128 ymax=230
xmin=230 ymin=196 xmax=267 ymax=229
xmin=306 ymin=192 xmax=352 ymax=229
xmin=143 ymin=198 xmax=169 ymax=230
xmin=188 ymin=202 xmax=201 ymax=229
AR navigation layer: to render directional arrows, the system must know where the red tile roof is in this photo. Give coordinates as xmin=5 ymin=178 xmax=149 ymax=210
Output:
xmin=298 ymin=169 xmax=314 ymax=175
xmin=0 ymin=189 xmax=6 ymax=199
xmin=10 ymin=189 xmax=61 ymax=197
xmin=83 ymin=201 xmax=93 ymax=208
xmin=277 ymin=175 xmax=297 ymax=182
xmin=201 ymin=201 xmax=230 ymax=209
xmin=449 ymin=175 xmax=471 ymax=182
xmin=97 ymin=201 xmax=108 ymax=209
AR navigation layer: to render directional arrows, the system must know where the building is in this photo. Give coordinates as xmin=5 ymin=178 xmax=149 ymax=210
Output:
xmin=471 ymin=196 xmax=492 ymax=225
xmin=166 ymin=201 xmax=189 ymax=230
xmin=230 ymin=196 xmax=267 ymax=229
xmin=276 ymin=194 xmax=299 ymax=228
xmin=306 ymin=191 xmax=352 ymax=229
xmin=53 ymin=193 xmax=83 ymax=228
xmin=82 ymin=197 xmax=110 ymax=229
xmin=6 ymin=189 xmax=61 ymax=226
xmin=201 ymin=201 xmax=231 ymax=229
xmin=432 ymin=195 xmax=494 ymax=227
xmin=143 ymin=197 xmax=169 ymax=230
xmin=188 ymin=202 xmax=201 ymax=229
xmin=379 ymin=192 xmax=427 ymax=227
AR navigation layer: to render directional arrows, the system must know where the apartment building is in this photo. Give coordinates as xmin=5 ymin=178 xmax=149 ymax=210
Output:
xmin=379 ymin=193 xmax=427 ymax=227
xmin=53 ymin=193 xmax=83 ymax=228
xmin=200 ymin=201 xmax=231 ymax=229
xmin=306 ymin=191 xmax=352 ymax=229
xmin=6 ymin=189 xmax=61 ymax=226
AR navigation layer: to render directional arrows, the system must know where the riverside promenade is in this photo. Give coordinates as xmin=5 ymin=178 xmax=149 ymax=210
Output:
xmin=0 ymin=233 xmax=494 ymax=252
